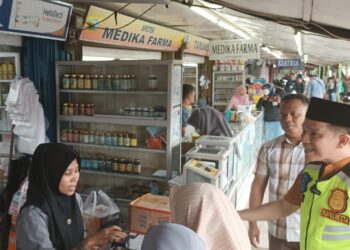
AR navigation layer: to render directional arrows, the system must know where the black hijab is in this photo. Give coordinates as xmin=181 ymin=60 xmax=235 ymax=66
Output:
xmin=23 ymin=143 xmax=84 ymax=250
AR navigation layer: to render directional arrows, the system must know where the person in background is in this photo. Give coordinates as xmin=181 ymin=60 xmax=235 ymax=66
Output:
xmin=187 ymin=107 xmax=232 ymax=137
xmin=249 ymin=94 xmax=309 ymax=250
xmin=197 ymin=88 xmax=208 ymax=108
xmin=306 ymin=72 xmax=325 ymax=98
xmin=16 ymin=143 xmax=127 ymax=250
xmin=182 ymin=84 xmax=196 ymax=136
xmin=284 ymin=72 xmax=296 ymax=95
xmin=294 ymin=74 xmax=305 ymax=95
xmin=239 ymin=98 xmax=350 ymax=250
xmin=256 ymin=83 xmax=284 ymax=142
xmin=326 ymin=76 xmax=337 ymax=102
xmin=225 ymin=85 xmax=250 ymax=111
xmin=141 ymin=223 xmax=206 ymax=250
xmin=170 ymin=183 xmax=250 ymax=250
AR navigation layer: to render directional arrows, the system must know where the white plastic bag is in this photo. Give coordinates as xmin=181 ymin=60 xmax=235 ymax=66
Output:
xmin=82 ymin=190 xmax=120 ymax=236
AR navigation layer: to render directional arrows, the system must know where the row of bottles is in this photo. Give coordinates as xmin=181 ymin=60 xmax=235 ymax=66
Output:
xmin=62 ymin=103 xmax=95 ymax=116
xmin=62 ymin=74 xmax=136 ymax=90
xmin=80 ymin=153 xmax=142 ymax=175
xmin=0 ymin=62 xmax=15 ymax=80
xmin=61 ymin=129 xmax=138 ymax=147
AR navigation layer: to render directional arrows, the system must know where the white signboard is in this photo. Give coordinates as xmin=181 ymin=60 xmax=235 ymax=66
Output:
xmin=0 ymin=0 xmax=72 ymax=41
xmin=209 ymin=39 xmax=260 ymax=60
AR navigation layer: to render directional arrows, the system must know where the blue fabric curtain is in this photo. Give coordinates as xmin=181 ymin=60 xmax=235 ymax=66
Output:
xmin=21 ymin=37 xmax=70 ymax=142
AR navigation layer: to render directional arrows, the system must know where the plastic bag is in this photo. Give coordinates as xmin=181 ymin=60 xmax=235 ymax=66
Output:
xmin=82 ymin=190 xmax=120 ymax=236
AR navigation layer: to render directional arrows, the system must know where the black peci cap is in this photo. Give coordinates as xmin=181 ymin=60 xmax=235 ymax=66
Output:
xmin=306 ymin=97 xmax=350 ymax=128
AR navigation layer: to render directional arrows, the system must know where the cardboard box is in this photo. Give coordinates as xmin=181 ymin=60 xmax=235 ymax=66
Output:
xmin=129 ymin=193 xmax=172 ymax=234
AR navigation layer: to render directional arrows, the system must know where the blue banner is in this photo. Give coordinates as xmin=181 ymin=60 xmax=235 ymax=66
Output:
xmin=277 ymin=59 xmax=302 ymax=68
xmin=0 ymin=0 xmax=72 ymax=41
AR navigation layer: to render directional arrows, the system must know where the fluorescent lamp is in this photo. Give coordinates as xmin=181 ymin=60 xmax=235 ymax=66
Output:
xmin=303 ymin=54 xmax=309 ymax=63
xmin=83 ymin=56 xmax=115 ymax=61
xmin=218 ymin=21 xmax=250 ymax=39
xmin=190 ymin=6 xmax=250 ymax=39
xmin=294 ymin=31 xmax=303 ymax=56
xmin=261 ymin=46 xmax=282 ymax=59
xmin=190 ymin=6 xmax=219 ymax=24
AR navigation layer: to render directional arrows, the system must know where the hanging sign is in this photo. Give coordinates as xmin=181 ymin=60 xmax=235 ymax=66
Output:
xmin=0 ymin=0 xmax=72 ymax=41
xmin=79 ymin=6 xmax=209 ymax=56
xmin=277 ymin=59 xmax=302 ymax=68
xmin=209 ymin=39 xmax=260 ymax=60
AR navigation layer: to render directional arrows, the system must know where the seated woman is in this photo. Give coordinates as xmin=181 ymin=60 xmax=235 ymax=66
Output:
xmin=187 ymin=107 xmax=232 ymax=137
xmin=141 ymin=223 xmax=206 ymax=250
xmin=226 ymin=86 xmax=250 ymax=111
xmin=170 ymin=183 xmax=250 ymax=250
xmin=16 ymin=143 xmax=127 ymax=250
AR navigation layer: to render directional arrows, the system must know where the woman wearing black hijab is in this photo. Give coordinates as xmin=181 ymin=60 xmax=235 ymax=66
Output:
xmin=16 ymin=143 xmax=127 ymax=250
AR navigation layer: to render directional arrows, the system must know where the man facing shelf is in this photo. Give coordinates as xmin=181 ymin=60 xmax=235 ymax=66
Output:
xmin=239 ymin=97 xmax=350 ymax=250
xmin=249 ymin=94 xmax=308 ymax=250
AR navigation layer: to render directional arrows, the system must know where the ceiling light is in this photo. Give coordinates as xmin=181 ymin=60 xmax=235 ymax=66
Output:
xmin=261 ymin=46 xmax=282 ymax=59
xmin=190 ymin=6 xmax=219 ymax=24
xmin=303 ymin=54 xmax=309 ymax=63
xmin=83 ymin=56 xmax=115 ymax=61
xmin=294 ymin=31 xmax=303 ymax=56
xmin=190 ymin=6 xmax=250 ymax=39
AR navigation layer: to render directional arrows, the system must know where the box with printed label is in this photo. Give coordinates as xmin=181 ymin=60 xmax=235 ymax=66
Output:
xmin=129 ymin=193 xmax=172 ymax=234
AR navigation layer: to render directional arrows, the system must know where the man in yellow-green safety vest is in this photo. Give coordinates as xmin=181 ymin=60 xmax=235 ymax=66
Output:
xmin=239 ymin=97 xmax=350 ymax=250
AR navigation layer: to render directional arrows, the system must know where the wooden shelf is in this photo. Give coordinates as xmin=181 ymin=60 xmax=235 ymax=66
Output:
xmin=59 ymin=89 xmax=167 ymax=95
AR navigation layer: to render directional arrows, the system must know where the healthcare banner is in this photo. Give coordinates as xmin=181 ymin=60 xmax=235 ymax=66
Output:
xmin=80 ymin=6 xmax=209 ymax=56
xmin=0 ymin=0 xmax=72 ymax=41
xmin=209 ymin=39 xmax=260 ymax=60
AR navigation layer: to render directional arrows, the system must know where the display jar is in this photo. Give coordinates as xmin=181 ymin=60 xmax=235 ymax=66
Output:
xmin=94 ymin=132 xmax=100 ymax=144
xmin=67 ymin=130 xmax=73 ymax=142
xmin=79 ymin=104 xmax=85 ymax=116
xmin=77 ymin=75 xmax=85 ymax=89
xmin=132 ymin=159 xmax=142 ymax=175
xmin=112 ymin=158 xmax=119 ymax=172
xmin=89 ymin=131 xmax=94 ymax=144
xmin=131 ymin=74 xmax=136 ymax=89
xmin=84 ymin=75 xmax=92 ymax=89
xmin=142 ymin=107 xmax=149 ymax=117
xmin=68 ymin=103 xmax=74 ymax=115
xmin=79 ymin=130 xmax=84 ymax=143
xmin=62 ymin=74 xmax=70 ymax=89
xmin=112 ymin=75 xmax=120 ymax=90
xmin=85 ymin=104 xmax=91 ymax=116
xmin=60 ymin=129 xmax=68 ymax=142
xmin=74 ymin=104 xmax=79 ymax=115
xmin=90 ymin=104 xmax=95 ymax=116
xmin=105 ymin=158 xmax=112 ymax=172
xmin=91 ymin=155 xmax=99 ymax=170
xmin=98 ymin=156 xmax=105 ymax=171
xmin=98 ymin=75 xmax=105 ymax=90
xmin=148 ymin=74 xmax=158 ymax=90
xmin=62 ymin=103 xmax=68 ymax=115
xmin=123 ymin=133 xmax=130 ymax=147
xmin=92 ymin=74 xmax=99 ymax=90
xmin=126 ymin=158 xmax=133 ymax=174
xmin=130 ymin=133 xmax=137 ymax=147
xmin=70 ymin=74 xmax=77 ymax=89
xmin=105 ymin=132 xmax=112 ymax=146
xmin=112 ymin=133 xmax=118 ymax=146
xmin=99 ymin=132 xmax=106 ymax=145
xmin=105 ymin=74 xmax=112 ymax=90
xmin=118 ymin=158 xmax=126 ymax=173
xmin=121 ymin=75 xmax=127 ymax=90
xmin=136 ymin=106 xmax=142 ymax=117
xmin=117 ymin=132 xmax=123 ymax=146
xmin=73 ymin=130 xmax=79 ymax=143
xmin=83 ymin=131 xmax=89 ymax=144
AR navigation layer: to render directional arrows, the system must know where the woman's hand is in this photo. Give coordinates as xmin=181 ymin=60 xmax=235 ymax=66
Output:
xmin=80 ymin=225 xmax=128 ymax=249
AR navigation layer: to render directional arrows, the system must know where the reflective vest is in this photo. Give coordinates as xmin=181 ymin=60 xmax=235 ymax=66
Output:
xmin=300 ymin=162 xmax=350 ymax=250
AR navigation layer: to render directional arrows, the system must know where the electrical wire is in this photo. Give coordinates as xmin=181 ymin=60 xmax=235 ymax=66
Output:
xmin=82 ymin=3 xmax=130 ymax=31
